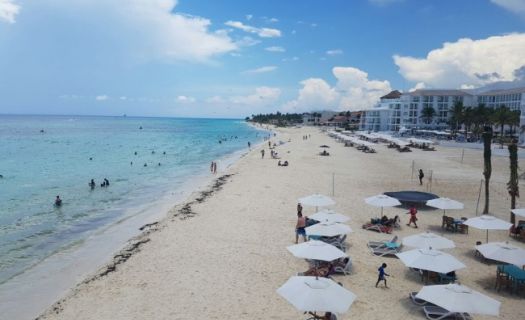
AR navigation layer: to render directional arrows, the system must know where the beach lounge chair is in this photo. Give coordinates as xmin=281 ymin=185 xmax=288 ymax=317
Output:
xmin=438 ymin=272 xmax=457 ymax=284
xmin=367 ymin=236 xmax=398 ymax=249
xmin=324 ymin=234 xmax=347 ymax=252
xmin=409 ymin=292 xmax=436 ymax=306
xmin=423 ymin=306 xmax=471 ymax=320
xmin=369 ymin=244 xmax=401 ymax=257
xmin=362 ymin=223 xmax=392 ymax=234
xmin=333 ymin=257 xmax=352 ymax=275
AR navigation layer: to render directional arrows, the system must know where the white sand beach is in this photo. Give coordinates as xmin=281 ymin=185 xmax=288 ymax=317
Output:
xmin=38 ymin=126 xmax=525 ymax=320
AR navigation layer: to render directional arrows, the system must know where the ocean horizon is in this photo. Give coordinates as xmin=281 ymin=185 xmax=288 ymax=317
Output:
xmin=0 ymin=115 xmax=265 ymax=286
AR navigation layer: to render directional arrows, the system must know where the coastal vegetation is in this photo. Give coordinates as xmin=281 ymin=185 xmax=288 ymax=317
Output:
xmin=247 ymin=112 xmax=303 ymax=126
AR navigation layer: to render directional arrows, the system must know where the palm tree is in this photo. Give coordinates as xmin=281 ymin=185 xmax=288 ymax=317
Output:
xmin=449 ymin=101 xmax=465 ymax=136
xmin=463 ymin=107 xmax=474 ymax=140
xmin=473 ymin=104 xmax=492 ymax=139
xmin=508 ymin=141 xmax=519 ymax=223
xmin=482 ymin=127 xmax=493 ymax=215
xmin=420 ymin=106 xmax=436 ymax=125
xmin=491 ymin=105 xmax=512 ymax=146
xmin=509 ymin=110 xmax=520 ymax=135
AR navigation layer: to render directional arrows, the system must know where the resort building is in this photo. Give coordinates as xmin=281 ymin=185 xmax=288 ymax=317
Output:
xmin=360 ymin=87 xmax=525 ymax=143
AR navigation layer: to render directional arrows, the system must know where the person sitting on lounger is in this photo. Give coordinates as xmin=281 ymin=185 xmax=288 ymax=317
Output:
xmin=380 ymin=215 xmax=389 ymax=225
xmin=320 ymin=150 xmax=329 ymax=156
xmin=307 ymin=312 xmax=337 ymax=320
xmin=302 ymin=263 xmax=333 ymax=277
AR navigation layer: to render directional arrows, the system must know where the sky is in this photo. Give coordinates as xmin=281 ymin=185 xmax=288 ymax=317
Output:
xmin=0 ymin=0 xmax=525 ymax=118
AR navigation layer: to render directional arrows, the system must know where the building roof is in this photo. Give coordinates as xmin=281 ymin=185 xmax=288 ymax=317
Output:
xmin=380 ymin=90 xmax=402 ymax=100
xmin=477 ymin=87 xmax=525 ymax=96
xmin=409 ymin=89 xmax=472 ymax=96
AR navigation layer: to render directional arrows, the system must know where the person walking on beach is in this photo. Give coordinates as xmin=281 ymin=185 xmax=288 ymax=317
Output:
xmin=210 ymin=161 xmax=214 ymax=173
xmin=213 ymin=162 xmax=217 ymax=174
xmin=261 ymin=149 xmax=265 ymax=159
xmin=248 ymin=141 xmax=251 ymax=150
xmin=418 ymin=169 xmax=424 ymax=185
xmin=406 ymin=206 xmax=418 ymax=228
xmin=295 ymin=212 xmax=307 ymax=244
xmin=375 ymin=263 xmax=390 ymax=288
xmin=297 ymin=203 xmax=303 ymax=215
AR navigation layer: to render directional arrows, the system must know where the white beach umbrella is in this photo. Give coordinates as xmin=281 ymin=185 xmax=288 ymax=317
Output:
xmin=475 ymin=242 xmax=525 ymax=268
xmin=396 ymin=248 xmax=466 ymax=274
xmin=277 ymin=276 xmax=357 ymax=314
xmin=287 ymin=240 xmax=347 ymax=262
xmin=511 ymin=208 xmax=525 ymax=218
xmin=463 ymin=215 xmax=513 ymax=243
xmin=416 ymin=284 xmax=501 ymax=316
xmin=365 ymin=194 xmax=401 ymax=217
xmin=309 ymin=209 xmax=350 ymax=223
xmin=299 ymin=194 xmax=335 ymax=211
xmin=402 ymin=232 xmax=455 ymax=250
xmin=305 ymin=222 xmax=353 ymax=237
xmin=426 ymin=198 xmax=464 ymax=216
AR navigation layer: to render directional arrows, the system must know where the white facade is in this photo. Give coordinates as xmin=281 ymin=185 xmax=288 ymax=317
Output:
xmin=360 ymin=88 xmax=525 ymax=139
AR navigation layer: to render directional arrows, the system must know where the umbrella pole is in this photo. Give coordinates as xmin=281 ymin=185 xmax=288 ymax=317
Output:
xmin=486 ymin=230 xmax=489 ymax=243
xmin=381 ymin=207 xmax=384 ymax=218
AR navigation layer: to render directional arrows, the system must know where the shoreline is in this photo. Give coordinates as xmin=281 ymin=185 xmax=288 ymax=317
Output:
xmin=0 ymin=124 xmax=268 ymax=320
xmin=12 ymin=125 xmax=525 ymax=320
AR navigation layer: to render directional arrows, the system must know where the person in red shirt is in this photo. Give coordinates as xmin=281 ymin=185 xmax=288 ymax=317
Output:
xmin=406 ymin=206 xmax=418 ymax=228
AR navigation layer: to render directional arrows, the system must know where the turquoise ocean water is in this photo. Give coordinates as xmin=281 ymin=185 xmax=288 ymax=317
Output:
xmin=0 ymin=115 xmax=263 ymax=285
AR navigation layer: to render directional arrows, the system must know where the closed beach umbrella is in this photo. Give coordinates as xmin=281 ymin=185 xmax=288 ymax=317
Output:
xmin=511 ymin=208 xmax=525 ymax=218
xmin=416 ymin=284 xmax=501 ymax=316
xmin=309 ymin=209 xmax=350 ymax=223
xmin=463 ymin=215 xmax=513 ymax=243
xmin=396 ymin=248 xmax=466 ymax=274
xmin=287 ymin=240 xmax=347 ymax=262
xmin=475 ymin=242 xmax=525 ymax=268
xmin=277 ymin=276 xmax=357 ymax=314
xmin=402 ymin=232 xmax=455 ymax=250
xmin=305 ymin=222 xmax=353 ymax=237
xmin=365 ymin=194 xmax=401 ymax=217
xmin=426 ymin=198 xmax=464 ymax=216
xmin=299 ymin=194 xmax=335 ymax=211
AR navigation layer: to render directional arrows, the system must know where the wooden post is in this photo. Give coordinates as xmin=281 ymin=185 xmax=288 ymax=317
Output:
xmin=428 ymin=170 xmax=433 ymax=192
xmin=475 ymin=179 xmax=483 ymax=216
xmin=461 ymin=148 xmax=465 ymax=164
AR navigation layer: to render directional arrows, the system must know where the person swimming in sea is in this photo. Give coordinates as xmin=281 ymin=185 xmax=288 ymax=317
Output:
xmin=144 ymin=163 xmax=148 ymax=167
xmin=104 ymin=178 xmax=110 ymax=186
xmin=54 ymin=195 xmax=62 ymax=207
xmin=89 ymin=179 xmax=96 ymax=190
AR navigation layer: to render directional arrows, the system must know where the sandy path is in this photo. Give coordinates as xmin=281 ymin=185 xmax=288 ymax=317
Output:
xmin=39 ymin=126 xmax=525 ymax=320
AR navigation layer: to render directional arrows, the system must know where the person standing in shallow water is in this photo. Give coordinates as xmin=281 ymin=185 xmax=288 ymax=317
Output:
xmin=418 ymin=169 xmax=424 ymax=185
xmin=54 ymin=195 xmax=62 ymax=207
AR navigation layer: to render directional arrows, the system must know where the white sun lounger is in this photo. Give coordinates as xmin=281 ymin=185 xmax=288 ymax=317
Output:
xmin=333 ymin=257 xmax=352 ymax=275
xmin=367 ymin=236 xmax=398 ymax=249
xmin=409 ymin=292 xmax=436 ymax=306
xmin=423 ymin=306 xmax=471 ymax=320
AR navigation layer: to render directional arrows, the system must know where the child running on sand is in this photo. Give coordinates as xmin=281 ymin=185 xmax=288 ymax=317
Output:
xmin=375 ymin=263 xmax=390 ymax=288
xmin=406 ymin=206 xmax=418 ymax=228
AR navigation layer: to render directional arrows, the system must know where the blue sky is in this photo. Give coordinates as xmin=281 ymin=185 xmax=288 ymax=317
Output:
xmin=0 ymin=0 xmax=524 ymax=118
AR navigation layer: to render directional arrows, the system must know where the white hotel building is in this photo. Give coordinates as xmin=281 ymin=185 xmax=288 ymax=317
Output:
xmin=360 ymin=87 xmax=525 ymax=143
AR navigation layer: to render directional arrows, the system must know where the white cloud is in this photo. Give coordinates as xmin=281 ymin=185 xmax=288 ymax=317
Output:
xmin=236 ymin=36 xmax=261 ymax=47
xmin=394 ymin=33 xmax=525 ymax=88
xmin=265 ymin=46 xmax=285 ymax=52
xmin=291 ymin=30 xmax=297 ymax=35
xmin=230 ymin=87 xmax=281 ymax=107
xmin=282 ymin=56 xmax=299 ymax=62
xmin=0 ymin=0 xmax=20 ymax=23
xmin=326 ymin=49 xmax=343 ymax=56
xmin=225 ymin=20 xmax=281 ymax=38
xmin=311 ymin=23 xmax=318 ymax=27
xmin=268 ymin=17 xmax=279 ymax=23
xmin=119 ymin=96 xmax=127 ymax=100
xmin=409 ymin=82 xmax=426 ymax=92
xmin=242 ymin=66 xmax=277 ymax=74
xmin=491 ymin=0 xmax=525 ymax=17
xmin=44 ymin=0 xmax=237 ymax=63
xmin=96 ymin=95 xmax=109 ymax=101
xmin=205 ymin=95 xmax=225 ymax=104
xmin=245 ymin=14 xmax=253 ymax=21
xmin=177 ymin=95 xmax=196 ymax=103
xmin=283 ymin=66 xmax=391 ymax=112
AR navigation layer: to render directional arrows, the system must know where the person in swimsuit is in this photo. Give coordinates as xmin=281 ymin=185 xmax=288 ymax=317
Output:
xmin=296 ymin=212 xmax=307 ymax=244
xmin=54 ymin=195 xmax=62 ymax=207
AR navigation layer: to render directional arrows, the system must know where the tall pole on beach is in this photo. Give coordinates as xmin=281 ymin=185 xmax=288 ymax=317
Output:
xmin=332 ymin=173 xmax=335 ymax=196
xmin=461 ymin=148 xmax=465 ymax=164
xmin=411 ymin=160 xmax=415 ymax=181
xmin=475 ymin=179 xmax=483 ymax=216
